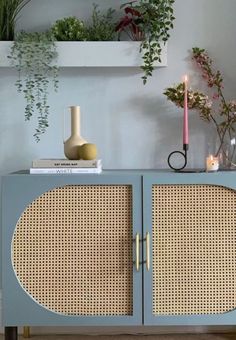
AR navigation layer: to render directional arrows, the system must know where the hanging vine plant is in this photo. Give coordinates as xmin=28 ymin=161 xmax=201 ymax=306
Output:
xmin=8 ymin=31 xmax=59 ymax=142
xmin=116 ymin=0 xmax=175 ymax=84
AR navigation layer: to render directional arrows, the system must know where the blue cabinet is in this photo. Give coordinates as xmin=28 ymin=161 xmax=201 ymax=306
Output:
xmin=1 ymin=170 xmax=236 ymax=333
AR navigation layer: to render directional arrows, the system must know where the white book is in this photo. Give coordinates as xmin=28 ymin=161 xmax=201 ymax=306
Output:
xmin=32 ymin=159 xmax=102 ymax=168
xmin=30 ymin=167 xmax=102 ymax=174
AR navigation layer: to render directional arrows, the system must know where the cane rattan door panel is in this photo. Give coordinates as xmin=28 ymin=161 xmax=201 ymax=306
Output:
xmin=12 ymin=185 xmax=133 ymax=316
xmin=152 ymin=184 xmax=236 ymax=316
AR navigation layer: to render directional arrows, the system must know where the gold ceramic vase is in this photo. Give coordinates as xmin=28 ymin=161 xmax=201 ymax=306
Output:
xmin=64 ymin=106 xmax=87 ymax=160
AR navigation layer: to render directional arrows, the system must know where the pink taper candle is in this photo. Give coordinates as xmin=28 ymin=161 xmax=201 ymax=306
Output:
xmin=183 ymin=75 xmax=189 ymax=146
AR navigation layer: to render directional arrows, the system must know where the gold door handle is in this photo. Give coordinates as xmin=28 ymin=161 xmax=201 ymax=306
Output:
xmin=146 ymin=232 xmax=150 ymax=271
xmin=23 ymin=327 xmax=31 ymax=338
xmin=135 ymin=233 xmax=140 ymax=271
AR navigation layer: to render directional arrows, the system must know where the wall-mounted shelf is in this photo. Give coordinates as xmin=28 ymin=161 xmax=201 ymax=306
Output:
xmin=0 ymin=41 xmax=167 ymax=67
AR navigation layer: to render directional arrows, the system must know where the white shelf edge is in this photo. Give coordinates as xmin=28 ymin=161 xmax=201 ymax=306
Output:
xmin=0 ymin=41 xmax=167 ymax=67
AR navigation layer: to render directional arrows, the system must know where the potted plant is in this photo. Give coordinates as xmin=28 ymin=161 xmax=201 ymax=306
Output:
xmin=0 ymin=0 xmax=31 ymax=40
xmin=116 ymin=0 xmax=175 ymax=83
xmin=83 ymin=4 xmax=116 ymax=41
xmin=51 ymin=16 xmax=87 ymax=41
xmin=51 ymin=5 xmax=116 ymax=42
xmin=116 ymin=4 xmax=144 ymax=41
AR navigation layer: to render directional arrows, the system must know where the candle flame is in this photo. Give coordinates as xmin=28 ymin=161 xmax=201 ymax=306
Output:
xmin=183 ymin=75 xmax=188 ymax=82
xmin=208 ymin=154 xmax=218 ymax=161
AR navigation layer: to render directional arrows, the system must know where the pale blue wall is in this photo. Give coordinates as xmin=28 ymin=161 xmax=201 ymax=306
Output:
xmin=1 ymin=0 xmax=236 ymax=173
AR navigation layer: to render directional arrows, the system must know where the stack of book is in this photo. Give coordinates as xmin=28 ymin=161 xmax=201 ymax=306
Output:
xmin=30 ymin=159 xmax=102 ymax=174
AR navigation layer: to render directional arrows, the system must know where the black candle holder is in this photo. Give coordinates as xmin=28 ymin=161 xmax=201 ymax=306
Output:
xmin=167 ymin=144 xmax=188 ymax=171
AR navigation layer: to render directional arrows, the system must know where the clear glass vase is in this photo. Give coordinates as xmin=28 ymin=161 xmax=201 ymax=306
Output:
xmin=218 ymin=137 xmax=236 ymax=170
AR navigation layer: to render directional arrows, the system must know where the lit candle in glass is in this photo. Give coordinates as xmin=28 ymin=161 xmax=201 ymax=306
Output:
xmin=183 ymin=75 xmax=189 ymax=148
xmin=206 ymin=155 xmax=219 ymax=172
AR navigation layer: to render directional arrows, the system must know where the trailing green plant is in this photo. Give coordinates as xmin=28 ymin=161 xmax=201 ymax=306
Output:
xmin=0 ymin=0 xmax=31 ymax=40
xmin=85 ymin=4 xmax=116 ymax=41
xmin=8 ymin=31 xmax=59 ymax=142
xmin=117 ymin=0 xmax=175 ymax=84
xmin=51 ymin=16 xmax=87 ymax=41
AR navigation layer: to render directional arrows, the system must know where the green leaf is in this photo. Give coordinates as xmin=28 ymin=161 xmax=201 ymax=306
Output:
xmin=9 ymin=31 xmax=59 ymax=142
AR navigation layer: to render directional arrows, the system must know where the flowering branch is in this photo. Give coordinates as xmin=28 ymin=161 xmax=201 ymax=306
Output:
xmin=164 ymin=47 xmax=236 ymax=162
xmin=192 ymin=47 xmax=236 ymax=157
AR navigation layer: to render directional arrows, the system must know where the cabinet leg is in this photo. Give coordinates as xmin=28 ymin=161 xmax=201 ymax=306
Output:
xmin=5 ymin=327 xmax=18 ymax=340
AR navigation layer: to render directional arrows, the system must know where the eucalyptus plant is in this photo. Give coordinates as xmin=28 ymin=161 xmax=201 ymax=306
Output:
xmin=0 ymin=0 xmax=31 ymax=40
xmin=8 ymin=31 xmax=59 ymax=142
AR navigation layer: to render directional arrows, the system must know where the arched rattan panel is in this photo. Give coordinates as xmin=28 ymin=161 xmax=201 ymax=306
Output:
xmin=12 ymin=185 xmax=133 ymax=316
xmin=152 ymin=184 xmax=236 ymax=316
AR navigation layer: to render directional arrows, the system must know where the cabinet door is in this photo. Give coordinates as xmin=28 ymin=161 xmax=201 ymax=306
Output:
xmin=143 ymin=172 xmax=236 ymax=326
xmin=2 ymin=174 xmax=142 ymax=326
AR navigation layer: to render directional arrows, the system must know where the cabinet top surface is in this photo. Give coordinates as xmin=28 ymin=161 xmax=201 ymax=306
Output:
xmin=3 ymin=169 xmax=236 ymax=191
xmin=3 ymin=169 xmax=236 ymax=177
